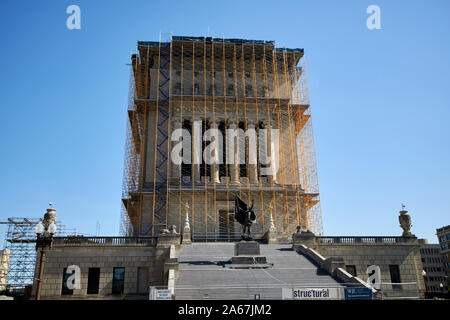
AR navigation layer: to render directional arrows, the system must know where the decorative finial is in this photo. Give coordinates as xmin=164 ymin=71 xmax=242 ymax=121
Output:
xmin=268 ymin=202 xmax=276 ymax=233
xmin=49 ymin=202 xmax=53 ymax=208
xmin=183 ymin=203 xmax=191 ymax=233
xmin=401 ymin=203 xmax=406 ymax=211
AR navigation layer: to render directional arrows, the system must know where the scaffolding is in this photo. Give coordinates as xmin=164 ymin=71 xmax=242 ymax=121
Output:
xmin=121 ymin=35 xmax=323 ymax=239
xmin=1 ymin=218 xmax=76 ymax=295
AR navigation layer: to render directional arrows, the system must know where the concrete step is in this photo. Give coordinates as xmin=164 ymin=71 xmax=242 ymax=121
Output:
xmin=174 ymin=243 xmax=343 ymax=300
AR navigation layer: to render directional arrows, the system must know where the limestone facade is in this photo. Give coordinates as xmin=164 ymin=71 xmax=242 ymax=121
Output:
xmin=30 ymin=236 xmax=177 ymax=299
xmin=293 ymin=233 xmax=426 ymax=296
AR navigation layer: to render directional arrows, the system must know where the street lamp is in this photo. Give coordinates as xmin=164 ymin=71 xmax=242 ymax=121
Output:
xmin=422 ymin=270 xmax=427 ymax=299
xmin=34 ymin=204 xmax=57 ymax=300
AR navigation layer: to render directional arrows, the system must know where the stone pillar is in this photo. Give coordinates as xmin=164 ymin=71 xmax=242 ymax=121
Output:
xmin=260 ymin=120 xmax=274 ymax=185
xmin=268 ymin=122 xmax=278 ymax=184
xmin=247 ymin=120 xmax=258 ymax=184
xmin=171 ymin=118 xmax=182 ymax=179
xmin=192 ymin=117 xmax=202 ymax=183
xmin=228 ymin=120 xmax=240 ymax=185
xmin=211 ymin=120 xmax=221 ymax=184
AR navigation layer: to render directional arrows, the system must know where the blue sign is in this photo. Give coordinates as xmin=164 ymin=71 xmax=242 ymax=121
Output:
xmin=344 ymin=287 xmax=373 ymax=300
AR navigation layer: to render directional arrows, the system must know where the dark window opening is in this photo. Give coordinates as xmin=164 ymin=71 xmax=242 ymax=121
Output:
xmin=389 ymin=265 xmax=402 ymax=290
xmin=239 ymin=121 xmax=246 ymax=178
xmin=87 ymin=267 xmax=100 ymax=294
xmin=181 ymin=120 xmax=192 ymax=179
xmin=112 ymin=267 xmax=125 ymax=294
xmin=346 ymin=265 xmax=357 ymax=277
xmin=258 ymin=122 xmax=268 ymax=177
xmin=219 ymin=121 xmax=227 ymax=178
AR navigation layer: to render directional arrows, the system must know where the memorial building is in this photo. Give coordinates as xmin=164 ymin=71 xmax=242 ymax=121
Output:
xmin=30 ymin=36 xmax=425 ymax=300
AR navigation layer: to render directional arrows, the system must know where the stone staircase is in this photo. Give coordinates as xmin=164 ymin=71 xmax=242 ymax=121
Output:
xmin=174 ymin=243 xmax=344 ymax=299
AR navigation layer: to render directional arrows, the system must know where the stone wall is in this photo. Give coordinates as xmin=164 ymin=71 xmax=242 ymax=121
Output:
xmin=293 ymin=233 xmax=425 ymax=295
xmin=31 ymin=237 xmax=175 ymax=299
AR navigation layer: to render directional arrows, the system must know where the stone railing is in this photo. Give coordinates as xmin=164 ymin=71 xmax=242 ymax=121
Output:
xmin=53 ymin=236 xmax=157 ymax=247
xmin=314 ymin=236 xmax=417 ymax=245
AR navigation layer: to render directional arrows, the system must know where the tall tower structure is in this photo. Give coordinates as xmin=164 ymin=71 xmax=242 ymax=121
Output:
xmin=121 ymin=35 xmax=322 ymax=240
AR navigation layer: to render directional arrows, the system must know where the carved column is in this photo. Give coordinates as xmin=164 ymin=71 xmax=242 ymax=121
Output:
xmin=171 ymin=118 xmax=182 ymax=179
xmin=247 ymin=120 xmax=258 ymax=184
xmin=211 ymin=119 xmax=221 ymax=184
xmin=268 ymin=122 xmax=277 ymax=184
xmin=228 ymin=120 xmax=240 ymax=185
xmin=192 ymin=116 xmax=202 ymax=183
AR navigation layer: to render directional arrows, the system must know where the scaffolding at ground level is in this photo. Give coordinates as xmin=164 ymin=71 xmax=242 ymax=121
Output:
xmin=121 ymin=35 xmax=323 ymax=239
xmin=1 ymin=218 xmax=76 ymax=295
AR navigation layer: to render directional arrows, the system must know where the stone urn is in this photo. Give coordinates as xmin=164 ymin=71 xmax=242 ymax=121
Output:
xmin=399 ymin=209 xmax=413 ymax=237
xmin=43 ymin=207 xmax=57 ymax=232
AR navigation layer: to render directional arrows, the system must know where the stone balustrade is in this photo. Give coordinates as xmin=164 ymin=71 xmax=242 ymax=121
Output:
xmin=315 ymin=236 xmax=416 ymax=245
xmin=52 ymin=236 xmax=157 ymax=247
xmin=293 ymin=231 xmax=419 ymax=247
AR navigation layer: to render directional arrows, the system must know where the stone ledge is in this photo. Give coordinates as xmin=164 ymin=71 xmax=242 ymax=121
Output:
xmin=157 ymin=233 xmax=181 ymax=247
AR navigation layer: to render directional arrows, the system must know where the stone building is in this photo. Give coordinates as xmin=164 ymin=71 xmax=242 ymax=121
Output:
xmin=29 ymin=206 xmax=425 ymax=299
xmin=120 ymin=36 xmax=322 ymax=241
xmin=29 ymin=36 xmax=426 ymax=300
xmin=437 ymin=225 xmax=450 ymax=292
xmin=419 ymin=239 xmax=446 ymax=295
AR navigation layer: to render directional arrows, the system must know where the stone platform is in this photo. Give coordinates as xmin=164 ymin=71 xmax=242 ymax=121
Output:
xmin=226 ymin=241 xmax=272 ymax=269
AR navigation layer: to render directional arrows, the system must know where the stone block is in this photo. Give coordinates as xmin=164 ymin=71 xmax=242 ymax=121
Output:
xmin=234 ymin=241 xmax=260 ymax=256
xmin=157 ymin=233 xmax=181 ymax=247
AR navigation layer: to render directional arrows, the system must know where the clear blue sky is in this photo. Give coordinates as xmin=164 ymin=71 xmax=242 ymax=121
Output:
xmin=0 ymin=0 xmax=449 ymax=244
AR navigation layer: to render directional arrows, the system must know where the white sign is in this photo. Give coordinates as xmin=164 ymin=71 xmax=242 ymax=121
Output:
xmin=282 ymin=287 xmax=339 ymax=300
xmin=155 ymin=289 xmax=172 ymax=300
xmin=149 ymin=287 xmax=172 ymax=300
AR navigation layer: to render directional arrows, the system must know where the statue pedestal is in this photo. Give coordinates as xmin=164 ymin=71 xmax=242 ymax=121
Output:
xmin=264 ymin=231 xmax=278 ymax=244
xmin=226 ymin=241 xmax=272 ymax=269
xmin=234 ymin=241 xmax=260 ymax=256
xmin=182 ymin=230 xmax=191 ymax=244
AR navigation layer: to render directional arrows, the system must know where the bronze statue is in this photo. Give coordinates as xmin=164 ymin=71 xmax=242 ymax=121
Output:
xmin=235 ymin=196 xmax=256 ymax=240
